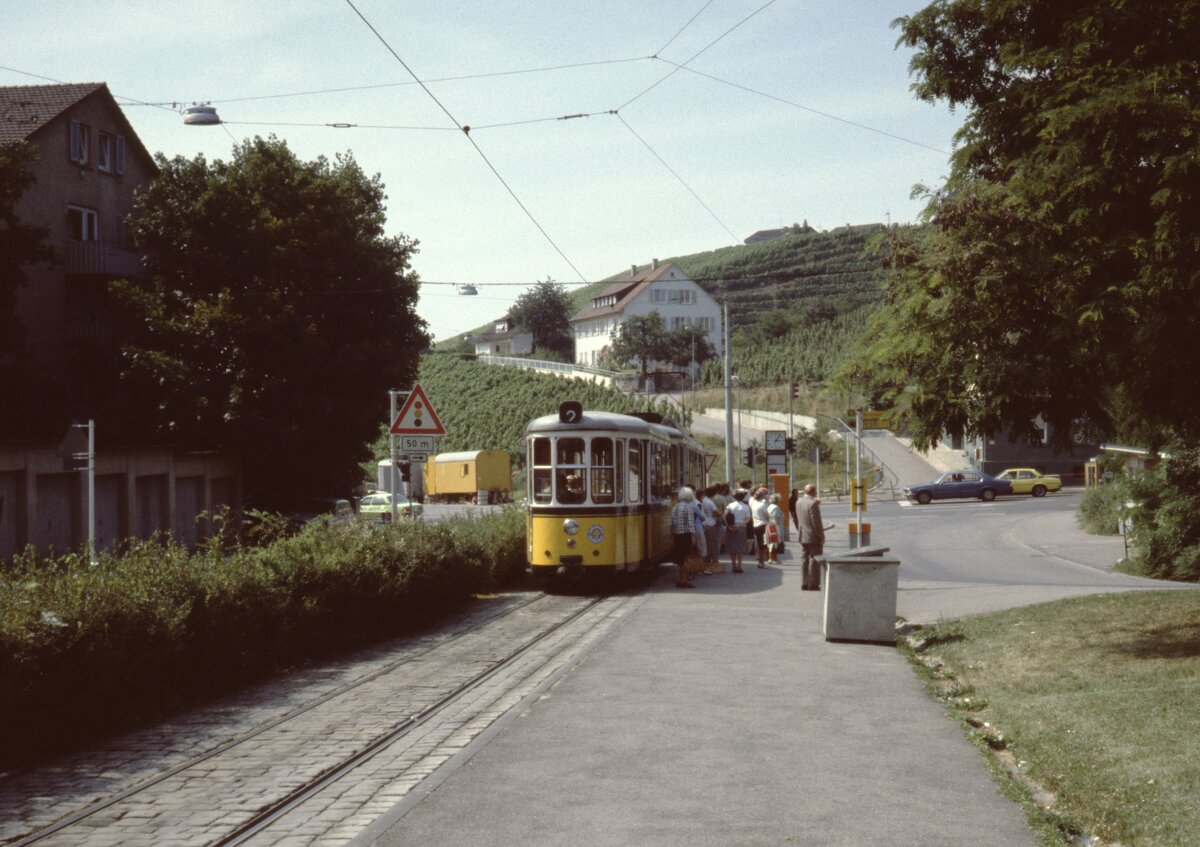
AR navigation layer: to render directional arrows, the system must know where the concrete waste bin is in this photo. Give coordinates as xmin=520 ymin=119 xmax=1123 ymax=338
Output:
xmin=819 ymin=547 xmax=899 ymax=644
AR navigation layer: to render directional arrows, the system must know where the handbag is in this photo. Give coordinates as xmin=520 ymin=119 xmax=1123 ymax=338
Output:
xmin=725 ymin=508 xmax=737 ymax=528
xmin=765 ymin=522 xmax=780 ymax=545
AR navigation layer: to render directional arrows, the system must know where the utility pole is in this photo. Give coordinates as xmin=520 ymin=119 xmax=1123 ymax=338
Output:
xmin=788 ymin=378 xmax=795 ymax=493
xmin=389 ymin=389 xmax=400 ymax=524
xmin=723 ymin=302 xmax=735 ymax=484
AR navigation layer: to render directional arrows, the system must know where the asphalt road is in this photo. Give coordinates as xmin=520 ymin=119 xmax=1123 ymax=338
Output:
xmin=814 ymin=488 xmax=1190 ymax=624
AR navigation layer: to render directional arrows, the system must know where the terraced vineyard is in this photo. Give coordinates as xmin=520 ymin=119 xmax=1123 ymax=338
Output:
xmin=442 ymin=222 xmax=899 ymax=392
xmin=386 ymin=354 xmax=678 ymax=459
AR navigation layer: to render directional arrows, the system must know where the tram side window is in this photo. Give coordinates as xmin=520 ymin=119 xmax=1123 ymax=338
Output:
xmin=591 ymin=437 xmax=615 ymax=504
xmin=649 ymin=442 xmax=664 ymax=503
xmin=531 ymin=437 xmax=552 ymax=504
xmin=616 ymin=441 xmax=624 ymax=503
xmin=628 ymin=440 xmax=642 ymax=504
xmin=556 ymin=437 xmax=586 ymax=504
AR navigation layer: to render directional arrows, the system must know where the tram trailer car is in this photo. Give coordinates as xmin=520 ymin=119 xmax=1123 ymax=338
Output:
xmin=525 ymin=403 xmax=707 ymax=580
xmin=424 ymin=449 xmax=512 ymax=503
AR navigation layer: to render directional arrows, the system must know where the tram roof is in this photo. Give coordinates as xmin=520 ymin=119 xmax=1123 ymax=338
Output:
xmin=526 ymin=410 xmax=683 ymax=437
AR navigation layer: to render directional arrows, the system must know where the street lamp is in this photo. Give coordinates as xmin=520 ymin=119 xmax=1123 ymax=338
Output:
xmin=182 ymin=104 xmax=221 ymax=125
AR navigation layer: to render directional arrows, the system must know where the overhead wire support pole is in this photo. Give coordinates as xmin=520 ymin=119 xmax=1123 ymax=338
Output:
xmin=723 ymin=302 xmax=734 ymax=485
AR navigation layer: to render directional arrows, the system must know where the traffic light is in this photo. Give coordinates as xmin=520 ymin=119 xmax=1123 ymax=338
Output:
xmin=399 ymin=462 xmax=411 ymax=482
xmin=785 ymin=437 xmax=796 ymax=453
xmin=790 ymin=380 xmax=801 ymax=399
xmin=743 ymin=446 xmax=757 ymax=467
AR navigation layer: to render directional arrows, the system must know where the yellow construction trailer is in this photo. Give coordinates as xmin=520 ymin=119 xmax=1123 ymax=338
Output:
xmin=424 ymin=450 xmax=512 ymax=503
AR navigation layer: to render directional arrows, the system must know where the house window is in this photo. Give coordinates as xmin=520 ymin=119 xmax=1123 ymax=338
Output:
xmin=97 ymin=132 xmax=113 ymax=172
xmin=69 ymin=120 xmax=90 ymax=165
xmin=675 ymin=289 xmax=694 ymax=305
xmin=672 ymin=317 xmax=688 ymax=330
xmin=698 ymin=317 xmax=713 ymax=332
xmin=66 ymin=205 xmax=99 ymax=241
xmin=651 ymin=289 xmax=665 ymax=304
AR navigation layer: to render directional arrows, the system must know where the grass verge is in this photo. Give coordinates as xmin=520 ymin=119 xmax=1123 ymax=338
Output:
xmin=900 ymin=590 xmax=1200 ymax=847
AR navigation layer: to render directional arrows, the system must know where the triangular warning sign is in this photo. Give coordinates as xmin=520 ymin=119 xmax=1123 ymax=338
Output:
xmin=389 ymin=383 xmax=446 ymax=435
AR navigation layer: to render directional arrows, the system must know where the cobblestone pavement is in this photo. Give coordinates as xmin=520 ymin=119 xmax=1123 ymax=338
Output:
xmin=0 ymin=590 xmax=644 ymax=846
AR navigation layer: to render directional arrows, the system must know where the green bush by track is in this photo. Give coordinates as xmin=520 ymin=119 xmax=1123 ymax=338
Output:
xmin=0 ymin=507 xmax=527 ymax=765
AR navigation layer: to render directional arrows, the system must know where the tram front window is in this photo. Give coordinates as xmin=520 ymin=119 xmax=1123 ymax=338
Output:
xmin=556 ymin=438 xmax=586 ymax=504
xmin=591 ymin=437 xmax=614 ymax=504
xmin=557 ymin=469 xmax=586 ymax=504
xmin=530 ymin=437 xmax=553 ymax=504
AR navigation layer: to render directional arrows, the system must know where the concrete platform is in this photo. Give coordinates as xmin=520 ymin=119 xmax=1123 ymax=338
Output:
xmin=361 ymin=551 xmax=1039 ymax=846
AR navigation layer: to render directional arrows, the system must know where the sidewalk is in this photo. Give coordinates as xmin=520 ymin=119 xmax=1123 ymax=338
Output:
xmin=364 ymin=547 xmax=1039 ymax=846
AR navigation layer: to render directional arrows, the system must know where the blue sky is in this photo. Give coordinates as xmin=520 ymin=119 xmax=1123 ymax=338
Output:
xmin=4 ymin=0 xmax=962 ymax=340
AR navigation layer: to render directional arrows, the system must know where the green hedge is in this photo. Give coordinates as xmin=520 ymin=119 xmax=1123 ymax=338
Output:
xmin=0 ymin=507 xmax=527 ymax=764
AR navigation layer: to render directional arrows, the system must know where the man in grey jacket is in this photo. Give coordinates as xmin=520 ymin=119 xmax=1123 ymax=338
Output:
xmin=798 ymin=483 xmax=825 ymax=590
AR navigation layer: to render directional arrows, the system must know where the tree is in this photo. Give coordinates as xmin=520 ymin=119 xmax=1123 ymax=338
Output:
xmin=606 ymin=312 xmax=674 ymax=388
xmin=664 ymin=322 xmax=717 ymax=371
xmin=114 ymin=136 xmax=429 ymax=502
xmin=837 ymin=0 xmax=1200 ymax=450
xmin=605 ymin=311 xmax=716 ymax=389
xmin=507 ymin=278 xmax=573 ymax=357
xmin=0 ymin=141 xmax=55 ymax=438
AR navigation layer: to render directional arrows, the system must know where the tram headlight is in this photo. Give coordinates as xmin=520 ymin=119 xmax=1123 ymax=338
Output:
xmin=562 ymin=519 xmax=580 ymax=535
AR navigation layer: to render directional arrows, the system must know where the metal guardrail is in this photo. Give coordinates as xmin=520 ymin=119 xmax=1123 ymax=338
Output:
xmin=477 ymin=355 xmax=619 ymax=384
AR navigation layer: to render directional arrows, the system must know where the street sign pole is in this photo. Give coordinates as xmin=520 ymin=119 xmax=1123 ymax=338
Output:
xmin=389 ymin=390 xmax=399 ymax=524
xmin=86 ymin=419 xmax=95 ymax=565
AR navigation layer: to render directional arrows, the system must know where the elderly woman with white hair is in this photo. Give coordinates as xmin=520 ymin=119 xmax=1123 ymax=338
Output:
xmin=766 ymin=492 xmax=785 ymax=564
xmin=670 ymin=487 xmax=698 ymax=588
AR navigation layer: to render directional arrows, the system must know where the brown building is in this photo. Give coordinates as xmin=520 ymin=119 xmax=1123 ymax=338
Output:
xmin=1 ymin=82 xmax=158 ymax=414
xmin=1 ymin=83 xmax=242 ymax=559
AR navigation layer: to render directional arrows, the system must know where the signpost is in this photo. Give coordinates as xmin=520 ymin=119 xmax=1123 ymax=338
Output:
xmin=388 ymin=384 xmax=445 ymax=522
xmin=765 ymin=429 xmax=787 ymax=485
xmin=390 ymin=383 xmax=446 ymax=436
xmin=397 ymin=435 xmax=435 ymax=453
xmin=60 ymin=421 xmax=96 ymax=565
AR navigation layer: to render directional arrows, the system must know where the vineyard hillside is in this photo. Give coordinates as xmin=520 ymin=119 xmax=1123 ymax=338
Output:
xmin=439 ymin=223 xmax=903 ymax=390
xmin=380 ymin=355 xmax=678 ymax=462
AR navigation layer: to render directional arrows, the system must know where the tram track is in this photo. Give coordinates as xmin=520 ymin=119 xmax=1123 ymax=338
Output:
xmin=6 ymin=589 xmax=645 ymax=847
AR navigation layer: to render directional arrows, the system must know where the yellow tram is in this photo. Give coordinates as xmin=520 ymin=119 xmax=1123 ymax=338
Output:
xmin=525 ymin=402 xmax=707 ymax=579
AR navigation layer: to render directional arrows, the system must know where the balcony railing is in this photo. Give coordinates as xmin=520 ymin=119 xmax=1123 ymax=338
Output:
xmin=64 ymin=240 xmax=143 ymax=278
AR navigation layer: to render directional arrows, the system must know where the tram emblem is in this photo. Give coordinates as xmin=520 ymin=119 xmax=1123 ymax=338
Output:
xmin=587 ymin=524 xmax=605 ymax=544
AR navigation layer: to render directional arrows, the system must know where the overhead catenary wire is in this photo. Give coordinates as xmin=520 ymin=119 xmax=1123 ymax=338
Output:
xmin=615 ymin=113 xmax=739 ymax=243
xmin=157 ymin=57 xmax=650 ymax=107
xmin=341 ymin=0 xmax=588 ymax=283
xmin=654 ymin=0 xmax=719 ymax=57
xmin=666 ymin=62 xmax=953 ymax=156
xmin=618 ymin=0 xmax=779 ymax=111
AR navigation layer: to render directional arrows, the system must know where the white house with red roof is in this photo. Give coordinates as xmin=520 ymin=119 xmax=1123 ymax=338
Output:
xmin=569 ymin=260 xmax=721 ymax=380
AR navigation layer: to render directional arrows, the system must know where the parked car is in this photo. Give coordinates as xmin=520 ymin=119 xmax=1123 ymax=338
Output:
xmin=904 ymin=470 xmax=1013 ymax=504
xmin=994 ymin=468 xmax=1062 ymax=497
xmin=358 ymin=490 xmax=422 ymax=522
xmin=282 ymin=496 xmax=356 ymax=532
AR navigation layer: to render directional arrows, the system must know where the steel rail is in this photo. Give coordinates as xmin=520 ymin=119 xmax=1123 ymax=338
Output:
xmin=10 ymin=592 xmax=550 ymax=847
xmin=213 ymin=593 xmax=618 ymax=846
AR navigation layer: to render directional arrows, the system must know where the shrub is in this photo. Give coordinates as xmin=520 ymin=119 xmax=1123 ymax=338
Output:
xmin=0 ymin=507 xmax=528 ymax=764
xmin=1126 ymin=444 xmax=1200 ymax=582
xmin=1077 ymin=477 xmax=1130 ymax=536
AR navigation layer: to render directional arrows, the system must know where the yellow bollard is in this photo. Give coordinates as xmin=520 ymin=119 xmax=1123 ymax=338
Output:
xmin=861 ymin=521 xmax=871 ymax=546
xmin=848 ymin=520 xmax=859 ymax=549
